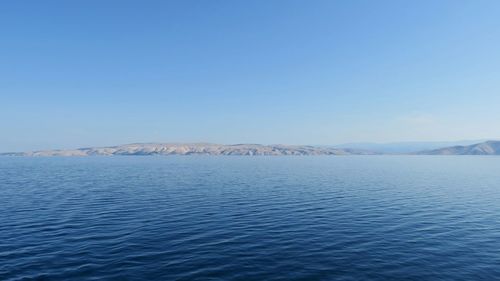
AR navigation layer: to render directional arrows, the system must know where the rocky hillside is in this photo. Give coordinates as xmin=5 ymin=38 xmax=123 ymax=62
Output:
xmin=1 ymin=143 xmax=375 ymax=156
xmin=418 ymin=141 xmax=500 ymax=155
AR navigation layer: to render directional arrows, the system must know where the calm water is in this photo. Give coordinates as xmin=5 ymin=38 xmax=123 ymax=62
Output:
xmin=1 ymin=156 xmax=500 ymax=280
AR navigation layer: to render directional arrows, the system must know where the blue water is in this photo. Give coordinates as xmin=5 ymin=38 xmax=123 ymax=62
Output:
xmin=1 ymin=156 xmax=500 ymax=280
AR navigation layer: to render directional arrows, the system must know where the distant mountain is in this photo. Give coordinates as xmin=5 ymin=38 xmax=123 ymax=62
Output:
xmin=418 ymin=141 xmax=500 ymax=155
xmin=0 ymin=143 xmax=376 ymax=156
xmin=334 ymin=140 xmax=486 ymax=154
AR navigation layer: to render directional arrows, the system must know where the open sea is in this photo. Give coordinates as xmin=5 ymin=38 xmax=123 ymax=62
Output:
xmin=1 ymin=156 xmax=500 ymax=281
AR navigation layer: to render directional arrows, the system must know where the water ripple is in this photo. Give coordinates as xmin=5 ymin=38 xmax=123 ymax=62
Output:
xmin=1 ymin=156 xmax=500 ymax=280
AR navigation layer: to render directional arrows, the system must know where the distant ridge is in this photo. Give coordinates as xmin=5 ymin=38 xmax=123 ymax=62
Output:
xmin=0 ymin=143 xmax=376 ymax=156
xmin=417 ymin=141 xmax=500 ymax=155
xmin=5 ymin=141 xmax=500 ymax=156
xmin=334 ymin=140 xmax=486 ymax=154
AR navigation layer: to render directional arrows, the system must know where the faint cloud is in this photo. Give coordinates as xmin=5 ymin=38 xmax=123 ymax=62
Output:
xmin=398 ymin=112 xmax=437 ymax=127
xmin=394 ymin=112 xmax=443 ymax=140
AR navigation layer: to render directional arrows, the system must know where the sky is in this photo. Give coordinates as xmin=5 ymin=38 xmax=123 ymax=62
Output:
xmin=1 ymin=0 xmax=500 ymax=152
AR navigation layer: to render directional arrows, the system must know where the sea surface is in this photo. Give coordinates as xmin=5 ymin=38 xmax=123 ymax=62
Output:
xmin=1 ymin=156 xmax=500 ymax=281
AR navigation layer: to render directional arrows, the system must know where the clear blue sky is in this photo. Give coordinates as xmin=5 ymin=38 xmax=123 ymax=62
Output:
xmin=1 ymin=0 xmax=500 ymax=152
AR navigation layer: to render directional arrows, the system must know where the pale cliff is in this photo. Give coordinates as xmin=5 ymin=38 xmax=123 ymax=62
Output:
xmin=1 ymin=143 xmax=375 ymax=156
